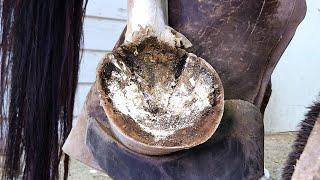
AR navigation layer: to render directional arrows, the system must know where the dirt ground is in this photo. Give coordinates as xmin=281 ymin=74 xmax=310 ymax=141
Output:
xmin=65 ymin=132 xmax=296 ymax=180
xmin=264 ymin=132 xmax=296 ymax=180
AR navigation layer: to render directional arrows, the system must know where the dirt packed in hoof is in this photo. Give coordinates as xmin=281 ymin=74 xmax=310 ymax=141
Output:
xmin=98 ymin=37 xmax=221 ymax=147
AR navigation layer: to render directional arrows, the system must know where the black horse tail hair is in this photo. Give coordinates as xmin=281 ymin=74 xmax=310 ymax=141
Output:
xmin=0 ymin=0 xmax=88 ymax=179
xmin=282 ymin=98 xmax=320 ymax=180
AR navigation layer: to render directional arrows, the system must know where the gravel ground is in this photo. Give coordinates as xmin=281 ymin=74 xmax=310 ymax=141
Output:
xmin=264 ymin=132 xmax=296 ymax=180
xmin=65 ymin=132 xmax=296 ymax=180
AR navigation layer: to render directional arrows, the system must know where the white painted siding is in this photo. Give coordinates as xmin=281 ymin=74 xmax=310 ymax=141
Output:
xmin=76 ymin=0 xmax=320 ymax=132
xmin=83 ymin=17 xmax=126 ymax=51
xmin=86 ymin=0 xmax=127 ymax=20
xmin=74 ymin=0 xmax=127 ymax=118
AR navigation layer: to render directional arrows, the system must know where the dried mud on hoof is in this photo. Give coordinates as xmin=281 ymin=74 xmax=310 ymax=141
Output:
xmin=96 ymin=37 xmax=224 ymax=155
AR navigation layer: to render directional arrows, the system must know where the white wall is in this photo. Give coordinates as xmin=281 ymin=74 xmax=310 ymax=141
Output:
xmin=75 ymin=0 xmax=320 ymax=132
xmin=264 ymin=0 xmax=320 ymax=132
xmin=73 ymin=0 xmax=127 ymax=119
